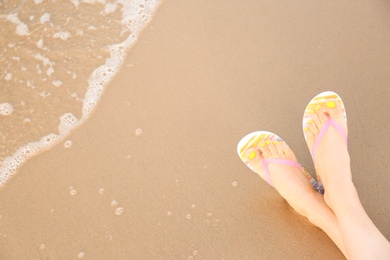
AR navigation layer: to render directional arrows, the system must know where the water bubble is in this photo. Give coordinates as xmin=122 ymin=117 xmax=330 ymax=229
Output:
xmin=64 ymin=140 xmax=72 ymax=148
xmin=203 ymin=164 xmax=208 ymax=169
xmin=167 ymin=211 xmax=172 ymax=216
xmin=77 ymin=252 xmax=85 ymax=258
xmin=187 ymin=256 xmax=193 ymax=260
xmin=52 ymin=80 xmax=63 ymax=87
xmin=40 ymin=13 xmax=51 ymax=24
xmin=115 ymin=207 xmax=123 ymax=216
xmin=191 ymin=204 xmax=196 ymax=209
xmin=135 ymin=128 xmax=142 ymax=135
xmin=232 ymin=181 xmax=238 ymax=187
xmin=193 ymin=250 xmax=198 ymax=255
xmin=70 ymin=186 xmax=77 ymax=196
xmin=186 ymin=214 xmax=191 ymax=219
xmin=0 ymin=103 xmax=14 ymax=116
xmin=111 ymin=200 xmax=118 ymax=206
xmin=98 ymin=188 xmax=105 ymax=195
xmin=206 ymin=212 xmax=212 ymax=217
xmin=4 ymin=73 xmax=12 ymax=81
xmin=40 ymin=244 xmax=45 ymax=250
xmin=53 ymin=31 xmax=71 ymax=41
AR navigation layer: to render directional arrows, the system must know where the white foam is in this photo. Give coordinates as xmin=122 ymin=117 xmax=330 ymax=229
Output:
xmin=0 ymin=0 xmax=162 ymax=188
xmin=103 ymin=3 xmax=117 ymax=14
xmin=115 ymin=207 xmax=123 ymax=216
xmin=53 ymin=31 xmax=71 ymax=41
xmin=40 ymin=13 xmax=51 ymax=24
xmin=0 ymin=103 xmax=14 ymax=116
xmin=0 ymin=133 xmax=60 ymax=186
xmin=16 ymin=23 xmax=29 ymax=35
xmin=52 ymin=80 xmax=63 ymax=87
xmin=59 ymin=113 xmax=79 ymax=135
xmin=82 ymin=0 xmax=107 ymax=4
xmin=6 ymin=13 xmax=19 ymax=24
xmin=70 ymin=0 xmax=80 ymax=8
xmin=34 ymin=53 xmax=55 ymax=67
xmin=46 ymin=67 xmax=54 ymax=76
xmin=36 ymin=38 xmax=44 ymax=48
xmin=7 ymin=13 xmax=30 ymax=36
xmin=4 ymin=73 xmax=12 ymax=81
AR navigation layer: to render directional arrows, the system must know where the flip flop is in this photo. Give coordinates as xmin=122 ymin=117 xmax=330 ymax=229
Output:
xmin=302 ymin=91 xmax=348 ymax=192
xmin=237 ymin=131 xmax=322 ymax=192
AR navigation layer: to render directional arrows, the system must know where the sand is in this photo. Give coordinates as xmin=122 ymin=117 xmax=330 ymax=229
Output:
xmin=1 ymin=0 xmax=390 ymax=259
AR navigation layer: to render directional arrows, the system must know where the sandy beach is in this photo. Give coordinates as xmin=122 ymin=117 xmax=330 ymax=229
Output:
xmin=1 ymin=0 xmax=390 ymax=259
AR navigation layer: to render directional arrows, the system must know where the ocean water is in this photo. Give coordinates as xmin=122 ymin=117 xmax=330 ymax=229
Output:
xmin=0 ymin=0 xmax=160 ymax=187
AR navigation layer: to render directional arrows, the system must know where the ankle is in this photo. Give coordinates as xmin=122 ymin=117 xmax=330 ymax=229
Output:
xmin=325 ymin=179 xmax=361 ymax=210
xmin=304 ymin=193 xmax=329 ymax=227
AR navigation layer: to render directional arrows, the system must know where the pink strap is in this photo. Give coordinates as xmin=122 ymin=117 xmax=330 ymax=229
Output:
xmin=262 ymin=158 xmax=301 ymax=187
xmin=311 ymin=118 xmax=348 ymax=159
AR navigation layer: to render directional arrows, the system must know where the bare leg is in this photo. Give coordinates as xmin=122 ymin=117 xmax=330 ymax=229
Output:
xmin=244 ymin=141 xmax=347 ymax=256
xmin=305 ymin=98 xmax=390 ymax=259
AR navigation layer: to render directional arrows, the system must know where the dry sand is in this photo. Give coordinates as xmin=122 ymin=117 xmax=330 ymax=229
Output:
xmin=1 ymin=0 xmax=390 ymax=259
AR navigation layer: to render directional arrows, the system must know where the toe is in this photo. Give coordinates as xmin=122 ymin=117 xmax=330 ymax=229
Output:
xmin=244 ymin=147 xmax=265 ymax=176
xmin=275 ymin=141 xmax=285 ymax=156
xmin=305 ymin=129 xmax=316 ymax=148
xmin=311 ymin=109 xmax=324 ymax=133
xmin=267 ymin=140 xmax=280 ymax=158
xmin=306 ymin=118 xmax=318 ymax=135
xmin=259 ymin=141 xmax=272 ymax=158
xmin=245 ymin=147 xmax=261 ymax=164
xmin=325 ymin=97 xmax=348 ymax=136
xmin=316 ymin=105 xmax=329 ymax=125
xmin=325 ymin=98 xmax=342 ymax=119
xmin=281 ymin=141 xmax=297 ymax=161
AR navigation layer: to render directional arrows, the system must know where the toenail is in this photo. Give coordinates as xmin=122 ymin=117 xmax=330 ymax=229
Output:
xmin=266 ymin=140 xmax=270 ymax=145
xmin=273 ymin=141 xmax=277 ymax=145
xmin=315 ymin=105 xmax=321 ymax=111
xmin=248 ymin=151 xmax=256 ymax=159
xmin=327 ymin=101 xmax=336 ymax=108
xmin=304 ymin=127 xmax=309 ymax=132
xmin=308 ymin=119 xmax=313 ymax=124
xmin=261 ymin=142 xmax=265 ymax=147
xmin=310 ymin=109 xmax=315 ymax=114
xmin=279 ymin=141 xmax=283 ymax=144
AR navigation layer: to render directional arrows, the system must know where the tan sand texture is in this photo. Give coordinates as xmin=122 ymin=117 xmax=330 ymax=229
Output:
xmin=1 ymin=0 xmax=390 ymax=259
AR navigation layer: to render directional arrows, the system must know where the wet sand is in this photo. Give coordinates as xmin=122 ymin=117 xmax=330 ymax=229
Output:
xmin=1 ymin=0 xmax=390 ymax=259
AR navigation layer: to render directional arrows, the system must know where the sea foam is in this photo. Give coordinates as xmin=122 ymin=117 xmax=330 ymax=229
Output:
xmin=0 ymin=0 xmax=161 ymax=187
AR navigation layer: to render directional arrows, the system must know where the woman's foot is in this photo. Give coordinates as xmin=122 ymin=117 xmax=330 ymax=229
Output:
xmin=303 ymin=97 xmax=351 ymax=205
xmin=245 ymin=140 xmax=324 ymax=223
xmin=239 ymin=133 xmax=348 ymax=256
xmin=304 ymin=95 xmax=390 ymax=259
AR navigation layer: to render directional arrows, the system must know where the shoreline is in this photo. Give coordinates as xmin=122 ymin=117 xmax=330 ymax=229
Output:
xmin=1 ymin=0 xmax=390 ymax=258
